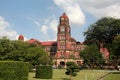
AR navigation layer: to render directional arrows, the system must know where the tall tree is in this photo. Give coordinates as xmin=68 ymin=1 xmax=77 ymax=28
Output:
xmin=110 ymin=34 xmax=120 ymax=58
xmin=84 ymin=17 xmax=120 ymax=47
xmin=0 ymin=37 xmax=14 ymax=60
xmin=108 ymin=35 xmax=120 ymax=67
xmin=25 ymin=46 xmax=49 ymax=65
xmin=0 ymin=37 xmax=50 ymax=65
xmin=80 ymin=45 xmax=105 ymax=69
xmin=7 ymin=40 xmax=30 ymax=61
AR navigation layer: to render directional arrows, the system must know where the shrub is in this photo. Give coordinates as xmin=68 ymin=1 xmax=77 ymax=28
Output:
xmin=0 ymin=61 xmax=29 ymax=80
xmin=35 ymin=65 xmax=53 ymax=79
xmin=79 ymin=64 xmax=88 ymax=70
xmin=65 ymin=62 xmax=79 ymax=80
xmin=29 ymin=64 xmax=35 ymax=72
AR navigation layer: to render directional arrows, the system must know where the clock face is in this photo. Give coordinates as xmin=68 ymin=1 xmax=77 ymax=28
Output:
xmin=61 ymin=18 xmax=64 ymax=20
xmin=61 ymin=27 xmax=65 ymax=32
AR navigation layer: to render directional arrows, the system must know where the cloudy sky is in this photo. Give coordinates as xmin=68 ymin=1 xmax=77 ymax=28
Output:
xmin=0 ymin=0 xmax=119 ymax=42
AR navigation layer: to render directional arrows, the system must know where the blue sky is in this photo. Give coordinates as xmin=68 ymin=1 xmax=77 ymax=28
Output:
xmin=0 ymin=0 xmax=119 ymax=42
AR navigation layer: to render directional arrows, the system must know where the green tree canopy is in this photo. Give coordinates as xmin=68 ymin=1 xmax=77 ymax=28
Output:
xmin=25 ymin=46 xmax=49 ymax=65
xmin=84 ymin=17 xmax=120 ymax=69
xmin=84 ymin=17 xmax=120 ymax=47
xmin=0 ymin=37 xmax=50 ymax=65
xmin=110 ymin=34 xmax=120 ymax=58
xmin=108 ymin=35 xmax=120 ymax=67
xmin=0 ymin=37 xmax=14 ymax=60
xmin=80 ymin=45 xmax=105 ymax=69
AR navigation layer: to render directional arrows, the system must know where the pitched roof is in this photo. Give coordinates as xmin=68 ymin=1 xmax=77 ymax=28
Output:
xmin=60 ymin=13 xmax=68 ymax=19
xmin=70 ymin=37 xmax=76 ymax=42
xmin=41 ymin=41 xmax=57 ymax=46
xmin=27 ymin=38 xmax=41 ymax=44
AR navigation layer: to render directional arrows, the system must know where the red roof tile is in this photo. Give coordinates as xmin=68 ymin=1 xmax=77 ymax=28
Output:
xmin=41 ymin=41 xmax=57 ymax=46
xmin=70 ymin=37 xmax=76 ymax=42
xmin=60 ymin=13 xmax=68 ymax=19
xmin=27 ymin=38 xmax=40 ymax=44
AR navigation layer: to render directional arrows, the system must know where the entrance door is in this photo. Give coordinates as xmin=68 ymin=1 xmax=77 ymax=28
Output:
xmin=59 ymin=61 xmax=65 ymax=68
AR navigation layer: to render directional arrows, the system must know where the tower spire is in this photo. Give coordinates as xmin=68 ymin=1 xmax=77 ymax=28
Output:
xmin=60 ymin=12 xmax=68 ymax=19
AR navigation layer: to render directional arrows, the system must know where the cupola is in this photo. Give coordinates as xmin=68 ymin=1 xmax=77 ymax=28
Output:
xmin=18 ymin=34 xmax=24 ymax=41
xmin=59 ymin=13 xmax=69 ymax=25
xmin=60 ymin=13 xmax=68 ymax=19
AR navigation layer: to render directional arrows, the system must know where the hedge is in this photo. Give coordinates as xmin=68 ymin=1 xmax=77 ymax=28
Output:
xmin=29 ymin=63 xmax=35 ymax=72
xmin=35 ymin=65 xmax=53 ymax=79
xmin=0 ymin=61 xmax=29 ymax=80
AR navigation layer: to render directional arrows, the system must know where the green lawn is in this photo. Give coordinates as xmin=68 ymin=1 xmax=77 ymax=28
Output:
xmin=103 ymin=72 xmax=120 ymax=80
xmin=28 ymin=69 xmax=110 ymax=80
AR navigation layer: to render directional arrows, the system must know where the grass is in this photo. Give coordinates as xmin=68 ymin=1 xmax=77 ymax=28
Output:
xmin=28 ymin=69 xmax=110 ymax=80
xmin=103 ymin=72 xmax=120 ymax=80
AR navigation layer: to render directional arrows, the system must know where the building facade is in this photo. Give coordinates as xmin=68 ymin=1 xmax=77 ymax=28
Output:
xmin=53 ymin=13 xmax=85 ymax=67
xmin=18 ymin=13 xmax=109 ymax=67
xmin=18 ymin=13 xmax=85 ymax=67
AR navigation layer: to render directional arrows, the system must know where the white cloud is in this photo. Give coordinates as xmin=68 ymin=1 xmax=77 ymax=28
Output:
xmin=53 ymin=0 xmax=120 ymax=26
xmin=0 ymin=16 xmax=18 ymax=40
xmin=53 ymin=0 xmax=85 ymax=26
xmin=34 ymin=20 xmax=41 ymax=27
xmin=41 ymin=25 xmax=48 ymax=35
xmin=34 ymin=16 xmax=58 ymax=41
xmin=0 ymin=16 xmax=10 ymax=29
xmin=49 ymin=19 xmax=57 ymax=34
xmin=79 ymin=0 xmax=120 ymax=18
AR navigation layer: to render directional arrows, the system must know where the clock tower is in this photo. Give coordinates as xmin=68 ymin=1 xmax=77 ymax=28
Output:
xmin=56 ymin=13 xmax=71 ymax=58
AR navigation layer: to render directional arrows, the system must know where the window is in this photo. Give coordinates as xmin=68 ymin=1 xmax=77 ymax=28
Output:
xmin=60 ymin=45 xmax=65 ymax=49
xmin=71 ymin=45 xmax=74 ymax=50
xmin=60 ymin=42 xmax=65 ymax=46
xmin=61 ymin=27 xmax=65 ymax=32
xmin=60 ymin=36 xmax=65 ymax=40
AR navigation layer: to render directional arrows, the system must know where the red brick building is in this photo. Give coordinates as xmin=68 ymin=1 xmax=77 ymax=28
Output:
xmin=18 ymin=13 xmax=109 ymax=67
xmin=18 ymin=13 xmax=85 ymax=67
